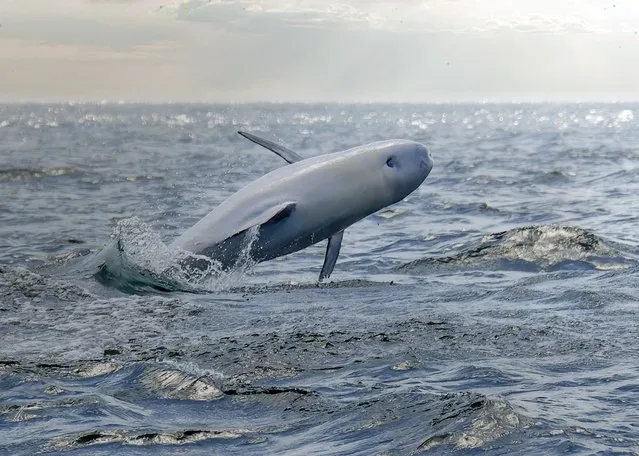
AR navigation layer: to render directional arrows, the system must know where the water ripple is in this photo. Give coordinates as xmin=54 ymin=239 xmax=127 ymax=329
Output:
xmin=2 ymin=103 xmax=639 ymax=454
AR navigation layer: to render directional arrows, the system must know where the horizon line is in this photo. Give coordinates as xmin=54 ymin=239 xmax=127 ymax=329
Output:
xmin=1 ymin=98 xmax=639 ymax=105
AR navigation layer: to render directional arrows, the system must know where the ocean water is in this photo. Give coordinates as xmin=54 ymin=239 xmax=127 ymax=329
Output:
xmin=1 ymin=103 xmax=638 ymax=455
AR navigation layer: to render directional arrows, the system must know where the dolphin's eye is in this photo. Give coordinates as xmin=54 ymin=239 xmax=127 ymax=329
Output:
xmin=386 ymin=157 xmax=395 ymax=168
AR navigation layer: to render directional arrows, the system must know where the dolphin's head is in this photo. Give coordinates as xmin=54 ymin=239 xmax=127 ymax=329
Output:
xmin=377 ymin=140 xmax=433 ymax=200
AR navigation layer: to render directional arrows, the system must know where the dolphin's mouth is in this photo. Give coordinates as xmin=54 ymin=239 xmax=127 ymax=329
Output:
xmin=420 ymin=158 xmax=432 ymax=172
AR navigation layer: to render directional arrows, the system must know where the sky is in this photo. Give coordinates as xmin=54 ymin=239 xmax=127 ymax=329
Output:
xmin=0 ymin=0 xmax=638 ymax=102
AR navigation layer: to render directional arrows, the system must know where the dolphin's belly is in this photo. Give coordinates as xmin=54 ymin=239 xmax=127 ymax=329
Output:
xmin=199 ymin=208 xmax=346 ymax=269
xmin=253 ymin=218 xmax=338 ymax=262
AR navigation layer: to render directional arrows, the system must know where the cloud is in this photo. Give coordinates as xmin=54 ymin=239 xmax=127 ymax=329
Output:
xmin=0 ymin=0 xmax=187 ymax=50
xmin=1 ymin=0 xmax=638 ymax=101
xmin=1 ymin=0 xmax=166 ymax=16
xmin=0 ymin=0 xmax=202 ymax=101
xmin=163 ymin=0 xmax=639 ymax=35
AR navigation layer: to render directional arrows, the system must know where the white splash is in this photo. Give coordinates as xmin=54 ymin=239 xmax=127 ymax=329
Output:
xmin=617 ymin=109 xmax=634 ymax=123
xmin=107 ymin=217 xmax=259 ymax=292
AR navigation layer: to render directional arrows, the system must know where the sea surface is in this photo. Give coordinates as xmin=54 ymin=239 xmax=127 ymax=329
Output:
xmin=1 ymin=103 xmax=638 ymax=455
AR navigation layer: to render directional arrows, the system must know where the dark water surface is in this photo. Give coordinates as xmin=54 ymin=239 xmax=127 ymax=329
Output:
xmin=1 ymin=103 xmax=638 ymax=455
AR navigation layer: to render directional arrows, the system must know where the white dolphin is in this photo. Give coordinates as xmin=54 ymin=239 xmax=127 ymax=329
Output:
xmin=171 ymin=132 xmax=434 ymax=281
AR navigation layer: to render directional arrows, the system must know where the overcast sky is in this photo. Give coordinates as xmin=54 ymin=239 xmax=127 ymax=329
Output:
xmin=1 ymin=0 xmax=638 ymax=102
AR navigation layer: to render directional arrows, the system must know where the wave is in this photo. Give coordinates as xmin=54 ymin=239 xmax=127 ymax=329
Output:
xmin=51 ymin=428 xmax=249 ymax=451
xmin=0 ymin=167 xmax=166 ymax=185
xmin=3 ymin=391 xmax=527 ymax=453
xmin=0 ymin=166 xmax=82 ymax=182
xmin=0 ymin=358 xmax=529 ymax=454
xmin=399 ymin=225 xmax=638 ymax=273
xmin=90 ymin=217 xmax=258 ymax=293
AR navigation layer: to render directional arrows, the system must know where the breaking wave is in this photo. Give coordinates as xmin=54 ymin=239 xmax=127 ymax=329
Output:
xmin=399 ymin=225 xmax=638 ymax=273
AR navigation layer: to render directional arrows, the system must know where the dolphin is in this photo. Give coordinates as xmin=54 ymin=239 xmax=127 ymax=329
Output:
xmin=170 ymin=132 xmax=434 ymax=281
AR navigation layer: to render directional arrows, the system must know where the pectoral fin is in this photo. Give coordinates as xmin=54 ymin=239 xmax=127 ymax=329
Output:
xmin=230 ymin=201 xmax=296 ymax=239
xmin=319 ymin=230 xmax=344 ymax=282
xmin=238 ymin=131 xmax=304 ymax=164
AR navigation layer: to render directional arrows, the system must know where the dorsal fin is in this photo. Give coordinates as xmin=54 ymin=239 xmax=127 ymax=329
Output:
xmin=238 ymin=131 xmax=304 ymax=164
